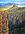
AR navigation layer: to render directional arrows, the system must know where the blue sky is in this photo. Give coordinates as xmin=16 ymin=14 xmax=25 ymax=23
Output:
xmin=0 ymin=0 xmax=25 ymax=7
xmin=0 ymin=0 xmax=25 ymax=3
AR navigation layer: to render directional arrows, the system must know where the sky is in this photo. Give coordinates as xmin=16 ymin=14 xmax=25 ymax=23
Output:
xmin=0 ymin=0 xmax=25 ymax=3
xmin=0 ymin=0 xmax=25 ymax=7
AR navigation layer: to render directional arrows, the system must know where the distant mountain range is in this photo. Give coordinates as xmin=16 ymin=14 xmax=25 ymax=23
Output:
xmin=0 ymin=3 xmax=14 ymax=7
xmin=0 ymin=3 xmax=25 ymax=7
